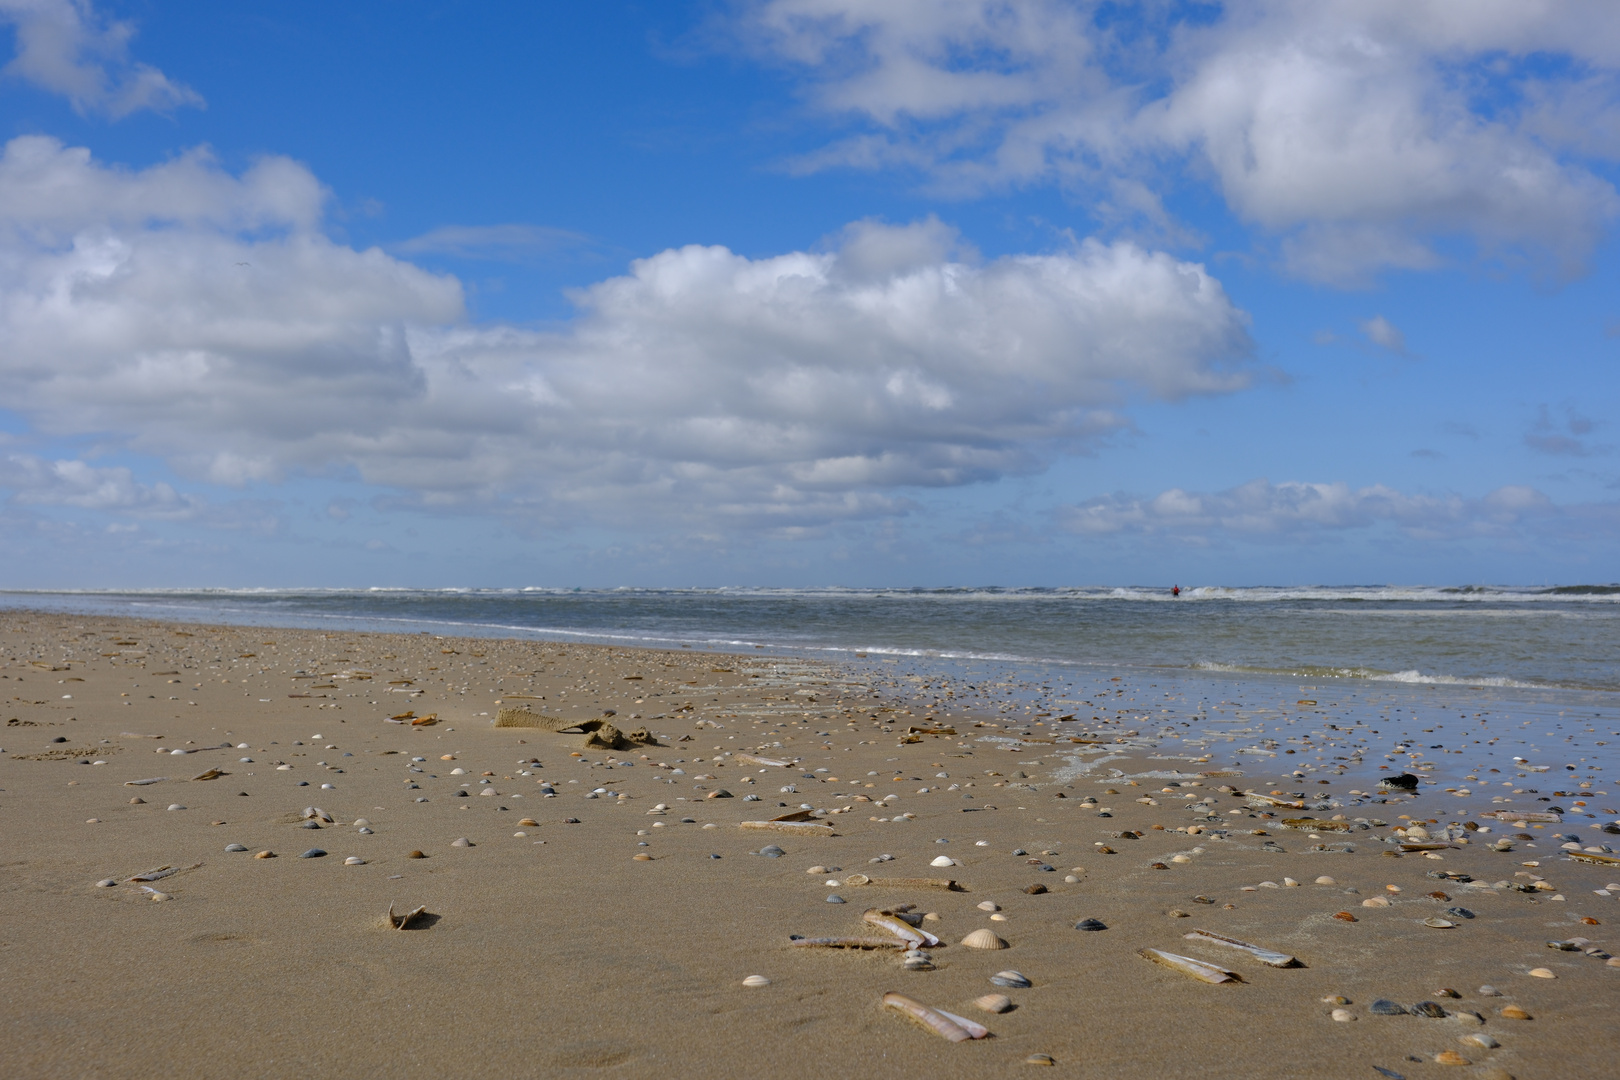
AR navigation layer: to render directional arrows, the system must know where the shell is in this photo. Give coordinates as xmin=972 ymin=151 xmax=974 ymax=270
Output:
xmin=1528 ymin=967 xmax=1556 ymax=978
xmin=254 ymin=850 xmax=275 ymax=859
xmin=190 ymin=768 xmax=226 ymax=781
xmin=302 ymin=807 xmax=334 ymax=822
xmin=974 ymin=994 xmax=1012 ymax=1013
xmin=1423 ymin=917 xmax=1456 ymax=928
xmin=960 ymin=929 xmax=1008 ymax=950
xmin=124 ymin=777 xmax=168 ymax=786
xmin=930 ymin=855 xmax=956 ymax=867
xmin=864 ymin=909 xmax=933 ymax=947
xmin=298 ymin=848 xmax=327 ymax=858
xmin=387 ymin=903 xmax=428 ymax=930
xmin=1433 ymin=1051 xmax=1469 ymax=1066
xmin=739 ymin=820 xmax=836 ymax=835
xmin=450 ymin=837 xmax=472 ymax=848
xmin=845 ymin=876 xmax=961 ymax=891
xmin=1314 ymin=876 xmax=1337 ymax=885
xmin=139 ymin=886 xmax=172 ymax=901
xmin=990 ymin=970 xmax=1031 ymax=988
xmin=1138 ymin=948 xmax=1240 ymax=983
xmin=1075 ymin=918 xmax=1107 ymax=931
xmin=741 ymin=975 xmax=770 ymax=987
xmin=517 ymin=818 xmax=538 ymax=826
xmin=224 ymin=844 xmax=248 ymax=852
xmin=881 ymin=993 xmax=977 ymax=1042
xmin=1500 ymin=1005 xmax=1532 ymax=1019
xmin=789 ymin=937 xmax=904 ymax=950
xmin=933 ymin=1009 xmax=990 ymax=1039
xmin=406 ymin=850 xmax=426 ymax=858
xmin=1182 ymin=929 xmax=1298 ymax=967
xmin=977 ymin=901 xmax=1000 ymax=912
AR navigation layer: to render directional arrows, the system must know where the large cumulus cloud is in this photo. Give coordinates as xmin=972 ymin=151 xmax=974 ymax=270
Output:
xmin=0 ymin=138 xmax=1255 ymax=528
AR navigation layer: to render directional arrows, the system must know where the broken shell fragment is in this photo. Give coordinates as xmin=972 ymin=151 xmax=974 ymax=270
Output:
xmin=1138 ymin=948 xmax=1240 ymax=983
xmin=961 ymin=929 xmax=1008 ymax=950
xmin=387 ymin=903 xmax=429 ymax=930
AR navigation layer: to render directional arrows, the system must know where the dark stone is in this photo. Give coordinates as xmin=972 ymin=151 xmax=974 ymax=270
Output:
xmin=1379 ymin=773 xmax=1420 ymax=790
xmin=1443 ymin=907 xmax=1475 ymax=919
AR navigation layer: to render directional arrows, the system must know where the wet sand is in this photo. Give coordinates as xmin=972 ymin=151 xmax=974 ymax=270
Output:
xmin=1 ymin=611 xmax=1615 ymax=1079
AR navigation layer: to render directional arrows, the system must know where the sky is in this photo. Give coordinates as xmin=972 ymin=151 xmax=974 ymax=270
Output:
xmin=0 ymin=0 xmax=1617 ymax=588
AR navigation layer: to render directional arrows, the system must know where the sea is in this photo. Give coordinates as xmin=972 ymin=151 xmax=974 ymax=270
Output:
xmin=1 ymin=584 xmax=1614 ymax=691
xmin=4 ymin=586 xmax=1617 ymax=829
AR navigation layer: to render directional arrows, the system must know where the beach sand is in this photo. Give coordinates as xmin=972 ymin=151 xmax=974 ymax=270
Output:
xmin=0 ymin=611 xmax=1613 ymax=1079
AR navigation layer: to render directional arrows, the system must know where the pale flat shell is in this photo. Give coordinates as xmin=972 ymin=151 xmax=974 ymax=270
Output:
xmin=1139 ymin=948 xmax=1240 ymax=984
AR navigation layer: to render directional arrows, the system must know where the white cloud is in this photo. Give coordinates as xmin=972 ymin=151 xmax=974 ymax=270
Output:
xmin=0 ymin=140 xmax=1256 ymax=530
xmin=1060 ymin=477 xmax=1554 ymax=542
xmin=0 ymin=0 xmax=201 ymax=117
xmin=1358 ymin=314 xmax=1407 ymax=354
xmin=0 ymin=453 xmax=196 ymax=514
xmin=737 ymin=0 xmax=1620 ymax=283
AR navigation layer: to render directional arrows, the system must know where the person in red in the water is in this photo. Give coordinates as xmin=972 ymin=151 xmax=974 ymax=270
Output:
xmin=1171 ymin=585 xmax=1181 ymax=597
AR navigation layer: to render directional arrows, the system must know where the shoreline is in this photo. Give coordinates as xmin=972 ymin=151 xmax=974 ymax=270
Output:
xmin=1 ymin=610 xmax=1614 ymax=1079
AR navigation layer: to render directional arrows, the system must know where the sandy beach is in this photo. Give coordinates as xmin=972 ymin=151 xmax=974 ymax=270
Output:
xmin=1 ymin=610 xmax=1614 ymax=1080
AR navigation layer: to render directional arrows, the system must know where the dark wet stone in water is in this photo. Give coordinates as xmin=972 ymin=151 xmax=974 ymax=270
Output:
xmin=1075 ymin=918 xmax=1107 ymax=931
xmin=298 ymin=848 xmax=327 ymax=858
xmin=1370 ymin=999 xmax=1409 ymax=1015
xmin=1444 ymin=907 xmax=1475 ymax=919
xmin=300 ymin=820 xmax=321 ymax=829
xmin=1379 ymin=773 xmax=1419 ymax=790
xmin=991 ymin=971 xmax=1032 ymax=988
xmin=1411 ymin=1001 xmax=1447 ymax=1018
xmin=758 ymin=845 xmax=786 ymax=858
xmin=826 ymin=895 xmax=846 ymax=903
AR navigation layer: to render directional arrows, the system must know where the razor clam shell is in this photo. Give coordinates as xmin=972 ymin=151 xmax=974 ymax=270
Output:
xmin=1183 ymin=929 xmax=1300 ymax=967
xmin=127 ymin=865 xmax=175 ymax=882
xmin=1279 ymin=818 xmax=1353 ymax=832
xmin=123 ymin=777 xmax=168 ymax=786
xmin=387 ymin=903 xmax=429 ymax=930
xmin=789 ymin=937 xmax=906 ymax=950
xmin=934 ymin=1009 xmax=992 ymax=1039
xmin=843 ymin=876 xmax=963 ymax=891
xmin=1481 ymin=810 xmax=1561 ymax=823
xmin=735 ymin=754 xmax=793 ymax=767
xmin=881 ymin=992 xmax=973 ymax=1043
xmin=1569 ymin=851 xmax=1620 ymax=865
xmin=1139 ymin=948 xmax=1241 ymax=983
xmin=862 ymin=909 xmax=927 ymax=948
xmin=739 ymin=821 xmax=836 ymax=836
xmin=1399 ymin=843 xmax=1456 ymax=852
xmin=1243 ymin=792 xmax=1304 ymax=808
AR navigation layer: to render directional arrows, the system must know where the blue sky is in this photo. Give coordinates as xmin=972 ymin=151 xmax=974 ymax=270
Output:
xmin=0 ymin=0 xmax=1617 ymax=587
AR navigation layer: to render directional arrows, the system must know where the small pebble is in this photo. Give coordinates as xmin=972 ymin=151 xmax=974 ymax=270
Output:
xmin=742 ymin=975 xmax=770 ymax=988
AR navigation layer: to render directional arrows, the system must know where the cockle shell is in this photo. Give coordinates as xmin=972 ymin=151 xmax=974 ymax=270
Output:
xmin=960 ymin=929 xmax=1007 ymax=950
xmin=974 ymin=994 xmax=1012 ymax=1013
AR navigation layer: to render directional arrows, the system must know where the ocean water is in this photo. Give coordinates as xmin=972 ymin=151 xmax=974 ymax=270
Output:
xmin=2 ymin=585 xmax=1616 ymax=691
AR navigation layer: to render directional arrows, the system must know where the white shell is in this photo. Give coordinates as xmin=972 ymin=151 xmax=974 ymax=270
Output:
xmin=961 ymin=929 xmax=1008 ymax=950
xmin=742 ymin=975 xmax=770 ymax=988
xmin=974 ymin=994 xmax=1012 ymax=1014
xmin=930 ymin=855 xmax=956 ymax=867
